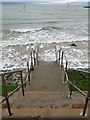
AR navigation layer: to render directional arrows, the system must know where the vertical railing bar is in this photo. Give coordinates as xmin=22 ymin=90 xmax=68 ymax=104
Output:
xmin=37 ymin=44 xmax=39 ymax=65
xmin=2 ymin=74 xmax=12 ymax=116
xmin=27 ymin=61 xmax=30 ymax=85
xmin=64 ymin=61 xmax=68 ymax=83
xmin=59 ymin=50 xmax=60 ymax=65
xmin=33 ymin=50 xmax=36 ymax=65
xmin=20 ymin=71 xmax=25 ymax=96
xmin=55 ymin=46 xmax=57 ymax=64
xmin=36 ymin=52 xmax=38 ymax=65
xmin=65 ymin=61 xmax=68 ymax=72
xmin=61 ymin=50 xmax=63 ymax=68
xmin=83 ymin=92 xmax=89 ymax=116
xmin=70 ymin=89 xmax=72 ymax=98
xmin=30 ymin=50 xmax=34 ymax=70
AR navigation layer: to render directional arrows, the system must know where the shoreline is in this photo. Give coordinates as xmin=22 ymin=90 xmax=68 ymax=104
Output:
xmin=1 ymin=40 xmax=88 ymax=71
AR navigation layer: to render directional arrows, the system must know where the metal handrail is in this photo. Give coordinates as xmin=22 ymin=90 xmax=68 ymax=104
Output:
xmin=1 ymin=74 xmax=28 ymax=104
xmin=0 ymin=68 xmax=26 ymax=75
xmin=55 ymin=47 xmax=90 ymax=116
xmin=0 ymin=68 xmax=29 ymax=116
xmin=69 ymin=68 xmax=90 ymax=74
xmin=66 ymin=71 xmax=90 ymax=116
xmin=0 ymin=46 xmax=39 ymax=116
xmin=66 ymin=73 xmax=87 ymax=98
xmin=30 ymin=47 xmax=39 ymax=68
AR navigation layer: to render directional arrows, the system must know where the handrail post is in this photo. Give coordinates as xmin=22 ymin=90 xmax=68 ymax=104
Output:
xmin=36 ymin=53 xmax=38 ymax=65
xmin=63 ymin=61 xmax=68 ymax=83
xmin=61 ymin=50 xmax=63 ymax=68
xmin=30 ymin=50 xmax=34 ymax=71
xmin=55 ymin=46 xmax=57 ymax=64
xmin=2 ymin=74 xmax=12 ymax=116
xmin=69 ymin=83 xmax=73 ymax=98
xmin=65 ymin=61 xmax=68 ymax=72
xmin=33 ymin=50 xmax=36 ymax=65
xmin=37 ymin=44 xmax=39 ymax=65
xmin=59 ymin=50 xmax=60 ymax=65
xmin=83 ymin=93 xmax=89 ymax=116
xmin=70 ymin=90 xmax=72 ymax=98
xmin=20 ymin=71 xmax=25 ymax=96
xmin=27 ymin=61 xmax=30 ymax=85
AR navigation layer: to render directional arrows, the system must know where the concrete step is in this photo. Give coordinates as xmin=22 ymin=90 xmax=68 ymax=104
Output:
xmin=12 ymin=99 xmax=70 ymax=107
xmin=11 ymin=91 xmax=70 ymax=107
xmin=11 ymin=91 xmax=86 ymax=108
xmin=3 ymin=107 xmax=87 ymax=117
xmin=24 ymin=91 xmax=69 ymax=99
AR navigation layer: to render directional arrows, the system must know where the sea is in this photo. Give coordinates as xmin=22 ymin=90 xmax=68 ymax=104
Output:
xmin=0 ymin=2 xmax=89 ymax=70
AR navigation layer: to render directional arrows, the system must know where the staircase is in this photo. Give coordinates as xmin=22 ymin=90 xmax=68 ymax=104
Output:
xmin=1 ymin=48 xmax=88 ymax=118
xmin=2 ymin=61 xmax=87 ymax=117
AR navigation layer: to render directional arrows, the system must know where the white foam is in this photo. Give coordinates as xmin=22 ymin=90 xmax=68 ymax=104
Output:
xmin=10 ymin=28 xmax=41 ymax=33
xmin=39 ymin=49 xmax=56 ymax=61
xmin=26 ymin=45 xmax=30 ymax=50
xmin=39 ymin=47 xmax=88 ymax=69
xmin=40 ymin=44 xmax=44 ymax=48
xmin=1 ymin=24 xmax=88 ymax=70
xmin=3 ymin=26 xmax=88 ymax=47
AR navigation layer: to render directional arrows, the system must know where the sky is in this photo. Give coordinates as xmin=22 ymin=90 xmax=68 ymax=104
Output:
xmin=1 ymin=0 xmax=89 ymax=2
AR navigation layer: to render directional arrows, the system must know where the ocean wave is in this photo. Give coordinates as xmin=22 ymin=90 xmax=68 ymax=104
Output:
xmin=2 ymin=34 xmax=88 ymax=48
xmin=2 ymin=25 xmax=87 ymax=47
xmin=10 ymin=27 xmax=60 ymax=33
xmin=40 ymin=26 xmax=60 ymax=31
xmin=1 ymin=41 xmax=88 ymax=70
xmin=39 ymin=48 xmax=88 ymax=69
xmin=10 ymin=28 xmax=36 ymax=33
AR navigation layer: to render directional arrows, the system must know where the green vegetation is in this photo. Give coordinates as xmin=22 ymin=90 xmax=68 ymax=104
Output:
xmin=0 ymin=83 xmax=2 ymax=96
xmin=0 ymin=73 xmax=19 ymax=96
xmin=2 ymin=85 xmax=18 ymax=96
xmin=67 ymin=70 xmax=90 ymax=91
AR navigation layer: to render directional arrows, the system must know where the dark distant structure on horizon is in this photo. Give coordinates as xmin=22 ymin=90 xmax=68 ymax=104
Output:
xmin=24 ymin=3 xmax=26 ymax=12
xmin=68 ymin=3 xmax=70 ymax=8
xmin=84 ymin=6 xmax=90 ymax=8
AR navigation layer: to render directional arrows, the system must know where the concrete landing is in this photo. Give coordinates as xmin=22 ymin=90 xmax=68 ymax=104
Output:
xmin=28 ymin=63 xmax=68 ymax=92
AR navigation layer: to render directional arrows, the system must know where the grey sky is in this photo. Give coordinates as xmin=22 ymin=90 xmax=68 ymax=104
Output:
xmin=1 ymin=0 xmax=89 ymax=2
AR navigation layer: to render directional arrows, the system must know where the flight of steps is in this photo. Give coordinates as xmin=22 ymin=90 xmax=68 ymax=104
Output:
xmin=2 ymin=90 xmax=87 ymax=117
xmin=2 ymin=61 xmax=88 ymax=117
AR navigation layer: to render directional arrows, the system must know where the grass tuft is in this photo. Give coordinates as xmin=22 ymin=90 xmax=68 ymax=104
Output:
xmin=67 ymin=69 xmax=90 ymax=91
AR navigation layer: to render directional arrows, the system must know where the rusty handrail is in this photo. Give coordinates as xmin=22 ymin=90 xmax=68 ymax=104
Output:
xmin=0 ymin=68 xmax=26 ymax=75
xmin=32 ymin=47 xmax=39 ymax=65
xmin=0 ymin=67 xmax=29 ymax=116
xmin=66 ymin=72 xmax=90 ymax=116
xmin=0 ymin=46 xmax=39 ymax=116
xmin=30 ymin=47 xmax=39 ymax=69
xmin=1 ymin=74 xmax=28 ymax=104
xmin=55 ymin=48 xmax=68 ymax=72
xmin=66 ymin=73 xmax=87 ymax=98
xmin=55 ymin=47 xmax=90 ymax=116
xmin=70 ymin=68 xmax=90 ymax=74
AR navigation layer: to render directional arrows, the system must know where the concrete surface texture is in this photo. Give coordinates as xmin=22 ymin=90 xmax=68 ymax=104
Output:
xmin=2 ymin=61 xmax=88 ymax=117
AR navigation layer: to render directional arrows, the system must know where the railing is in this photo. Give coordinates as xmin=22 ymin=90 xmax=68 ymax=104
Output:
xmin=55 ymin=47 xmax=64 ymax=68
xmin=55 ymin=47 xmax=90 ymax=116
xmin=0 ymin=46 xmax=39 ymax=116
xmin=66 ymin=73 xmax=90 ymax=116
xmin=0 ymin=68 xmax=28 ymax=116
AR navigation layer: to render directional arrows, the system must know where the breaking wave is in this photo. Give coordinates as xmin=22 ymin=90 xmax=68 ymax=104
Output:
xmin=10 ymin=27 xmax=60 ymax=33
